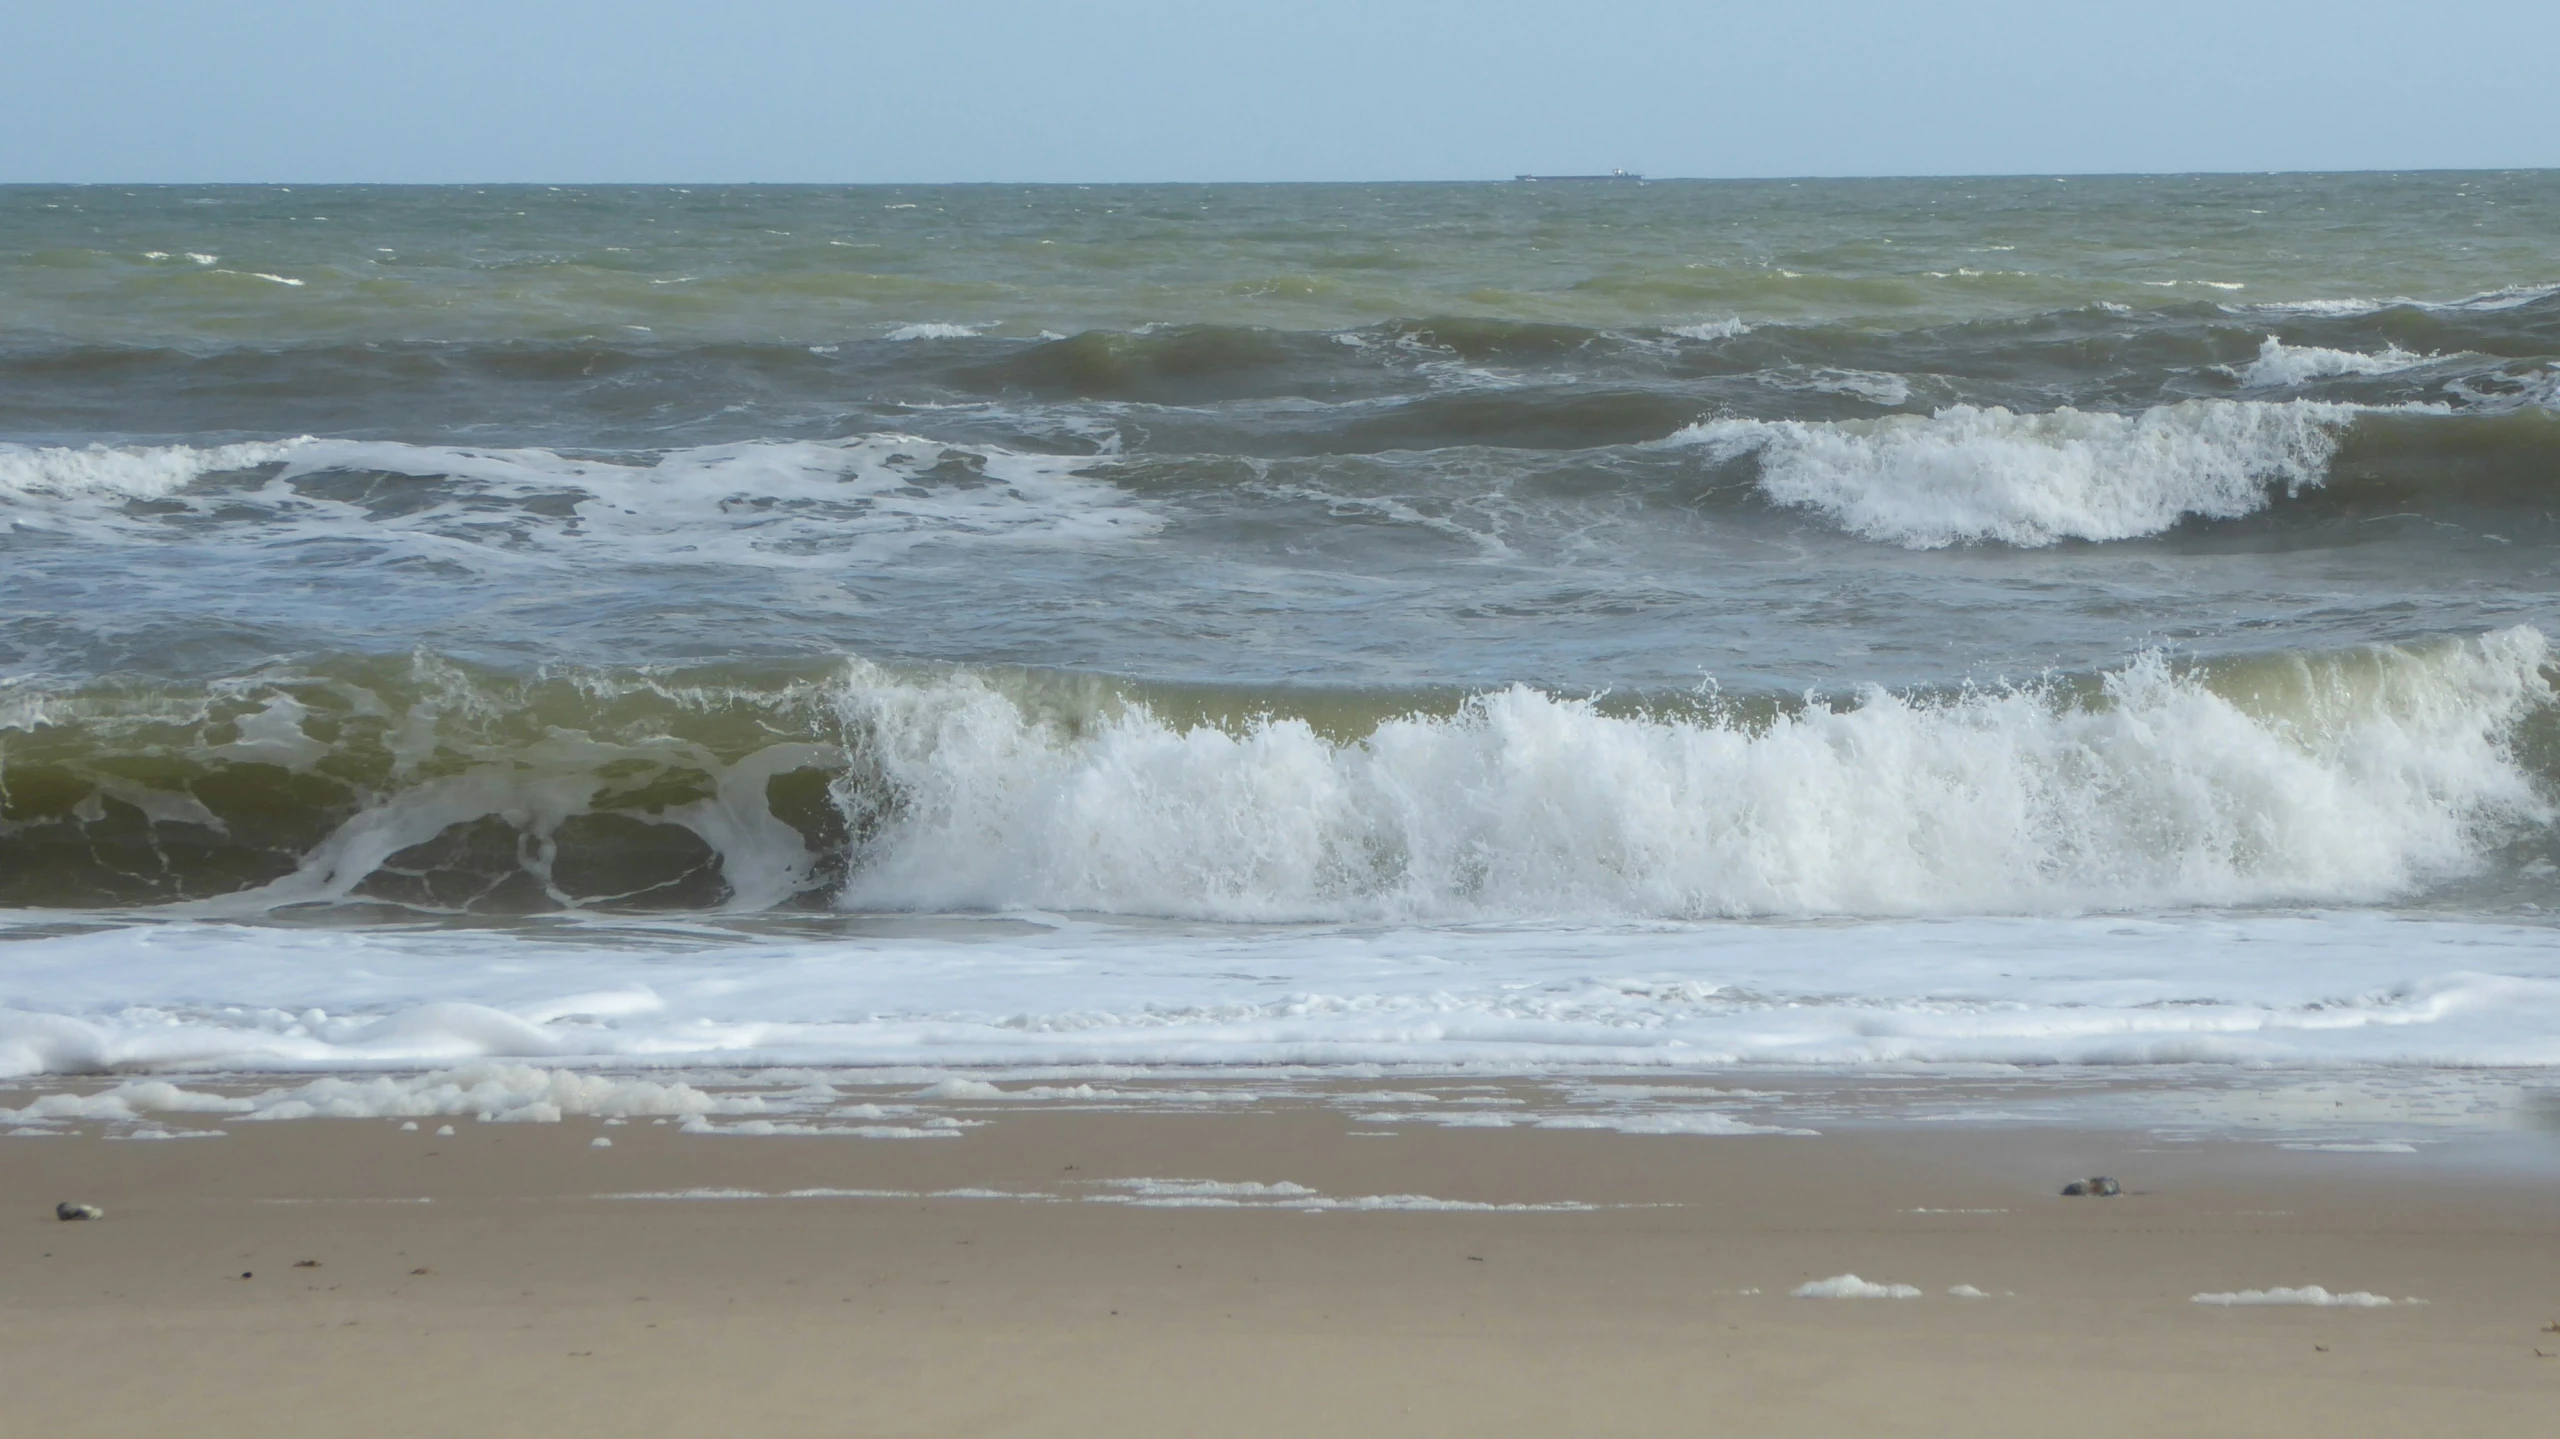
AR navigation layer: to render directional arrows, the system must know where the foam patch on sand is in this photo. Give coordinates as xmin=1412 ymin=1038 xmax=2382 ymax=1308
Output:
xmin=1353 ymin=1105 xmax=1814 ymax=1136
xmin=2191 ymin=1286 xmax=2396 ymax=1307
xmin=602 ymin=1177 xmax=1618 ymax=1213
xmin=1532 ymin=1112 xmax=1819 ymax=1137
xmin=1793 ymin=1274 xmax=1923 ymax=1298
xmin=1089 ymin=1177 xmax=1602 ymax=1212
xmin=676 ymin=1114 xmax=971 ymax=1139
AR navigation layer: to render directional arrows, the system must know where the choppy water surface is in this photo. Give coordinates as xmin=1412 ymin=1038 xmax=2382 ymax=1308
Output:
xmin=6 ymin=175 xmax=2560 ymax=1087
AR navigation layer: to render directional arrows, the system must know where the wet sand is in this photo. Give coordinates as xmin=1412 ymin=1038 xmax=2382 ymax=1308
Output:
xmin=3 ymin=1101 xmax=2556 ymax=1437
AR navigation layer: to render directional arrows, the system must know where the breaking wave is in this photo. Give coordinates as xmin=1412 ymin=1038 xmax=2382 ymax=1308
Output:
xmin=1674 ymin=399 xmax=2368 ymax=547
xmin=2235 ymin=336 xmax=2429 ymax=388
xmin=0 ymin=439 xmax=304 ymax=502
xmin=3 ymin=631 xmax=2548 ymax=920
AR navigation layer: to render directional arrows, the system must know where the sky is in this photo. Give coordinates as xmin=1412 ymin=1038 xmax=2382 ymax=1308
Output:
xmin=5 ymin=0 xmax=2555 ymax=184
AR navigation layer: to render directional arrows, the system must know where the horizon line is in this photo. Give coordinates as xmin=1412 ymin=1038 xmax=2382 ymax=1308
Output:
xmin=4 ymin=166 xmax=2556 ymax=189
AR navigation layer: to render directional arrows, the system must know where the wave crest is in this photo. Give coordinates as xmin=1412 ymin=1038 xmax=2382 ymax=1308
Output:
xmin=2237 ymin=336 xmax=2429 ymax=388
xmin=1674 ymin=399 xmax=2365 ymax=547
xmin=6 ymin=633 xmax=2549 ymax=921
xmin=832 ymin=630 xmax=2550 ymax=920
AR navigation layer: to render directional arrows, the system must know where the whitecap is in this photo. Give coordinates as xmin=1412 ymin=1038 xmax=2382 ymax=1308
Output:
xmin=884 ymin=322 xmax=980 ymax=341
xmin=1671 ymin=399 xmax=2368 ymax=548
xmin=2237 ymin=336 xmax=2428 ymax=388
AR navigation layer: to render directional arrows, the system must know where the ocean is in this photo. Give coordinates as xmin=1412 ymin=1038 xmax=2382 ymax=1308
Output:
xmin=5 ymin=174 xmax=2560 ymax=1129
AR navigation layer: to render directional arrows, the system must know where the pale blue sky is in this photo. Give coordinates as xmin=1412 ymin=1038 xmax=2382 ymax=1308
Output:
xmin=6 ymin=0 xmax=2554 ymax=183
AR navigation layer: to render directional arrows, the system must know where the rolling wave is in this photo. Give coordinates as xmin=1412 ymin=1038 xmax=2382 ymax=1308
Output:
xmin=1674 ymin=399 xmax=2366 ymax=547
xmin=4 ymin=632 xmax=2548 ymax=918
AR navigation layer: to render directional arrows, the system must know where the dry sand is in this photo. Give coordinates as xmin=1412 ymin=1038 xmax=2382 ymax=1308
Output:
xmin=4 ymin=1097 xmax=2556 ymax=1437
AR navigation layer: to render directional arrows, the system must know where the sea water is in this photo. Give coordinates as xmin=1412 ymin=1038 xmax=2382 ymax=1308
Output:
xmin=5 ymin=175 xmax=2560 ymax=1134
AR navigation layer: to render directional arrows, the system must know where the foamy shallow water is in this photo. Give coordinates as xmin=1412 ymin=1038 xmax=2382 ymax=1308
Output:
xmin=4 ymin=910 xmax=2558 ymax=1079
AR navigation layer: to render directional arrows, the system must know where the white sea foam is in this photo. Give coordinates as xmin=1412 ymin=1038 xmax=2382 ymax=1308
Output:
xmin=1088 ymin=1178 xmax=1600 ymax=1212
xmin=1765 ymin=368 xmax=1913 ymax=406
xmin=832 ymin=629 xmax=2549 ymax=921
xmin=4 ymin=433 xmax=1153 ymax=567
xmin=1104 ymin=1178 xmax=1318 ymax=1200
xmin=1672 ymin=399 xmax=2365 ymax=548
xmin=1356 ymin=1105 xmax=1813 ymax=1136
xmin=1531 ymin=1112 xmax=1817 ymax=1137
xmin=1794 ymin=1274 xmax=1922 ymax=1298
xmin=0 ymin=1064 xmax=764 ymax=1125
xmin=911 ymin=1078 xmax=1006 ymax=1100
xmin=2442 ymin=283 xmax=2560 ymax=312
xmin=5 ymin=882 xmax=2560 ymax=1078
xmin=884 ymin=322 xmax=981 ymax=341
xmin=598 ymin=1179 xmax=1606 ymax=1211
xmin=2242 ymin=283 xmax=2560 ymax=318
xmin=679 ymin=1116 xmax=963 ymax=1139
xmin=269 ymin=434 xmax=1152 ymax=563
xmin=1667 ymin=317 xmax=1750 ymax=341
xmin=2192 ymin=1286 xmax=2395 ymax=1307
xmin=0 ymin=439 xmax=307 ymax=503
xmin=2237 ymin=337 xmax=2428 ymax=388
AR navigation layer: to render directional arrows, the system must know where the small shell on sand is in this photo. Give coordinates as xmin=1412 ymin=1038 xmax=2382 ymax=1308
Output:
xmin=54 ymin=1201 xmax=104 ymax=1221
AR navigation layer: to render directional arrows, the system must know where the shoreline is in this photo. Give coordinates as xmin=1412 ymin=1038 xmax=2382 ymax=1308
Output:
xmin=6 ymin=1094 xmax=2556 ymax=1436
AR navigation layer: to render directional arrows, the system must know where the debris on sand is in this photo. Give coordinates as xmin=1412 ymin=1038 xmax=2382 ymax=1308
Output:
xmin=2060 ymin=1177 xmax=2121 ymax=1197
xmin=54 ymin=1201 xmax=103 ymax=1221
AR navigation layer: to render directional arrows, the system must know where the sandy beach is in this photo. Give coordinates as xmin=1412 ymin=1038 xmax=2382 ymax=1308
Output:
xmin=4 ymin=1092 xmax=2555 ymax=1438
